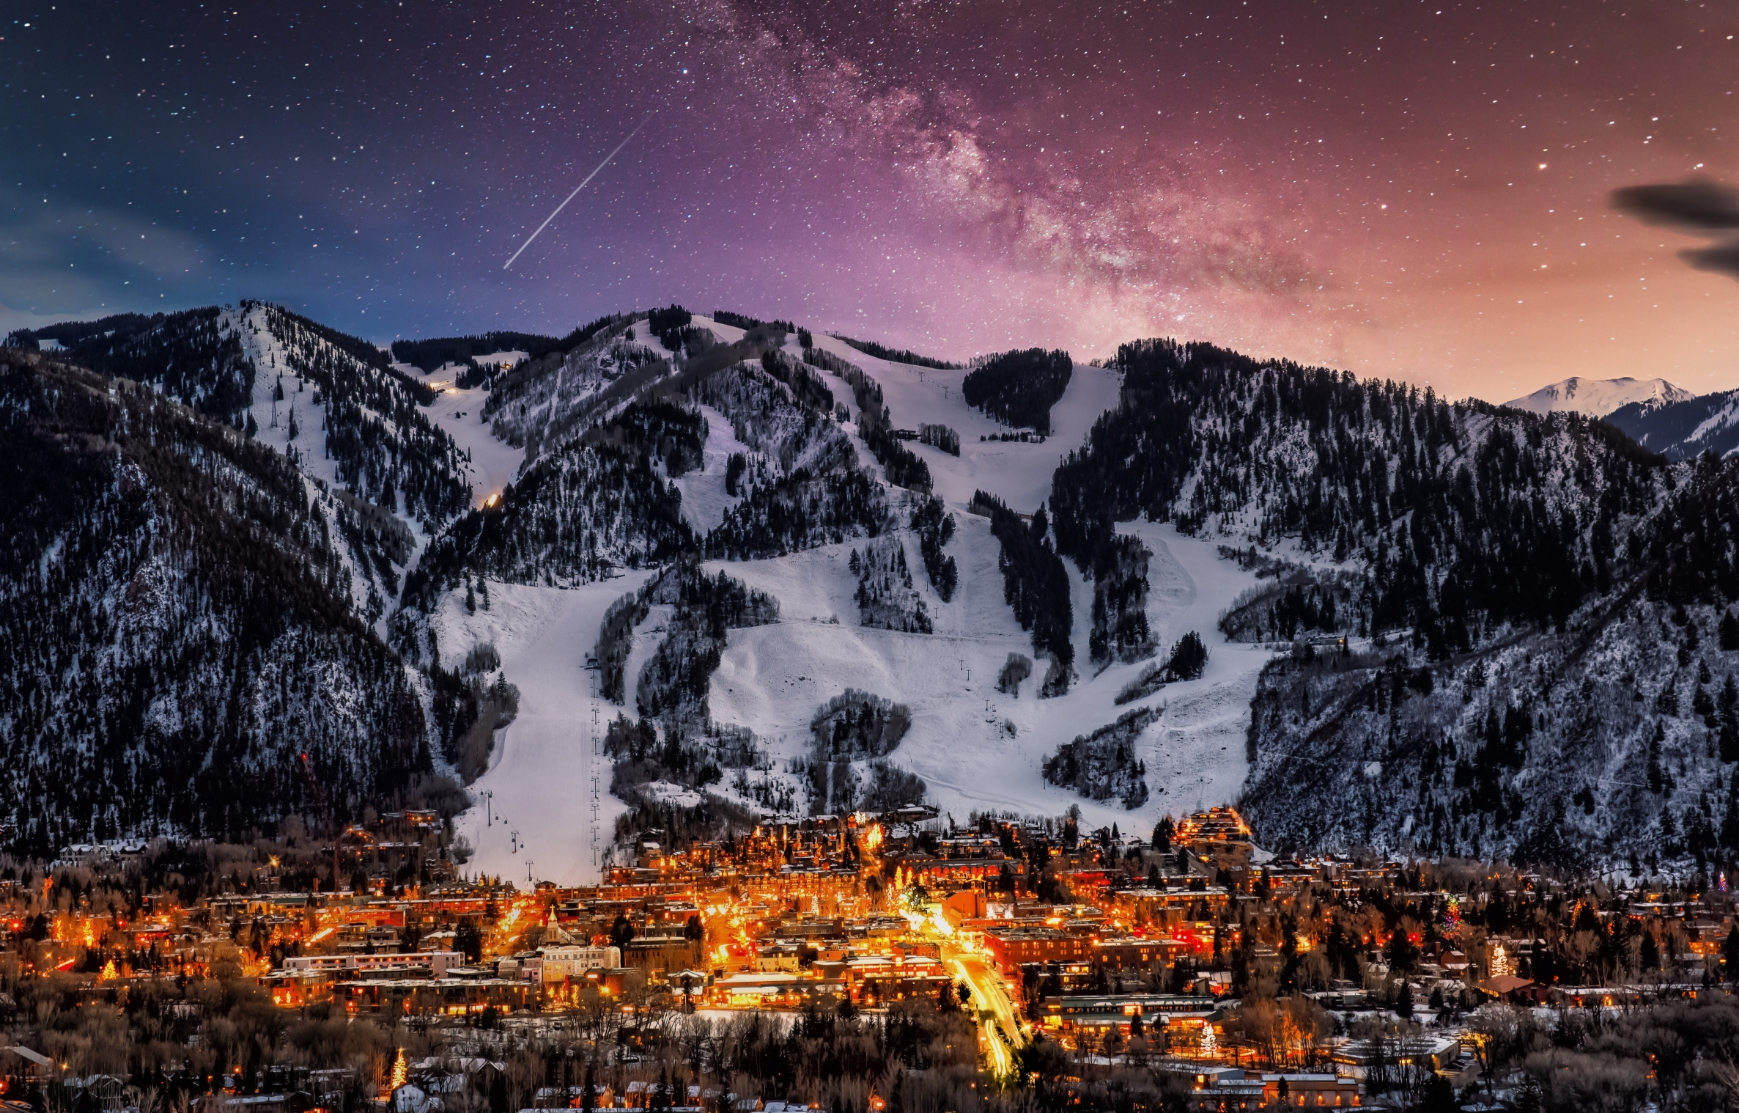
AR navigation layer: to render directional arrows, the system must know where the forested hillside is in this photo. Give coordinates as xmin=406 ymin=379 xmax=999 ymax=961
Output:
xmin=0 ymin=350 xmax=435 ymax=853
xmin=23 ymin=292 xmax=1739 ymax=877
xmin=242 ymin=304 xmax=471 ymax=531
xmin=1051 ymin=339 xmax=1658 ymax=658
xmin=402 ymin=401 xmax=702 ymax=615
xmin=8 ymin=302 xmax=473 ymax=549
xmin=1042 ymin=336 xmax=1739 ymax=866
xmin=1607 ymin=386 xmax=1739 ymax=462
xmin=962 ymin=348 xmax=1073 ymax=432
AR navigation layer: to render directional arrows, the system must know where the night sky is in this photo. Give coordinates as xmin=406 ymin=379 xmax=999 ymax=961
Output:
xmin=4 ymin=0 xmax=1736 ymax=401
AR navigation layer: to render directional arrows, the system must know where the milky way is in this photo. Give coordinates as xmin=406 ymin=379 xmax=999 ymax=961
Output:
xmin=4 ymin=0 xmax=1736 ymax=399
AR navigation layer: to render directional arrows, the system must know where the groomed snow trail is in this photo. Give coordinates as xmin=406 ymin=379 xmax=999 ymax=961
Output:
xmin=441 ymin=575 xmax=651 ymax=886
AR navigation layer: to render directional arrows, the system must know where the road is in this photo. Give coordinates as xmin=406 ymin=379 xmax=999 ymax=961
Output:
xmin=947 ymin=950 xmax=1027 ymax=1078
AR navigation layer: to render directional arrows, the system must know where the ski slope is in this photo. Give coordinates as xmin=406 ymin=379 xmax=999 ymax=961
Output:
xmin=428 ymin=323 xmax=1277 ymax=881
xmin=419 ymin=356 xmax=528 ymax=509
xmin=671 ymin=403 xmax=752 ymax=534
xmin=805 ymin=332 xmax=1122 ymax=512
xmin=435 ymin=574 xmax=652 ymax=886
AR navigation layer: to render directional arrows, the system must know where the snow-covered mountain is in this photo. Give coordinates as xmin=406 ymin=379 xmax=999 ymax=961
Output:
xmin=1605 ymin=387 xmax=1739 ymax=462
xmin=0 ymin=346 xmax=437 ymax=852
xmin=12 ymin=304 xmax=1739 ymax=882
xmin=1503 ymin=375 xmax=1694 ymax=417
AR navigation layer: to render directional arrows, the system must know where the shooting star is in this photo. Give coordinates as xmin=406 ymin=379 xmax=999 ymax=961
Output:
xmin=503 ymin=115 xmax=649 ymax=270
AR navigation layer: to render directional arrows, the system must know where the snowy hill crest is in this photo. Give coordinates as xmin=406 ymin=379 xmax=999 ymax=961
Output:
xmin=1503 ymin=375 xmax=1694 ymax=418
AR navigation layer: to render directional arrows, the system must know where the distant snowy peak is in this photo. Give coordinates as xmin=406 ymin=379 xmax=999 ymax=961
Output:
xmin=1503 ymin=375 xmax=1695 ymax=418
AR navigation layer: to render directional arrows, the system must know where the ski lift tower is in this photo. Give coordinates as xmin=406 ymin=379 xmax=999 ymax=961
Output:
xmin=584 ymin=651 xmax=602 ymax=875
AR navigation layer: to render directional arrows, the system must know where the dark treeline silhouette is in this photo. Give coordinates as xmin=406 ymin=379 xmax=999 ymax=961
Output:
xmin=5 ymin=310 xmax=159 ymax=352
xmin=758 ymin=349 xmax=835 ymax=415
xmin=713 ymin=309 xmax=797 ymax=332
xmin=706 ymin=467 xmax=887 ymax=560
xmin=972 ymin=491 xmax=1073 ymax=694
xmin=1088 ymin=535 xmax=1155 ymax=666
xmin=647 ymin=304 xmax=695 ymax=352
xmin=1042 ymin=707 xmax=1155 ymax=809
xmin=389 ymin=331 xmax=561 ymax=372
xmin=852 ymin=536 xmax=933 ymax=633
xmin=831 ymin=333 xmax=961 ymax=370
xmin=962 ymin=348 xmax=1073 ymax=433
xmin=911 ymin=495 xmax=959 ymax=602
xmin=13 ymin=307 xmax=255 ymax=423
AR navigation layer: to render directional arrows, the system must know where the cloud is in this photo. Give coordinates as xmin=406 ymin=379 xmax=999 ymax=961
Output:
xmin=1611 ymin=177 xmax=1739 ymax=280
xmin=1610 ymin=178 xmax=1739 ymax=230
xmin=1683 ymin=240 xmax=1739 ymax=280
xmin=0 ymin=183 xmax=212 ymax=313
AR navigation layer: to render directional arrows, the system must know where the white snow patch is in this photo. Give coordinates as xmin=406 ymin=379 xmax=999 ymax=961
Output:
xmin=671 ymin=404 xmax=751 ymax=533
xmin=440 ymin=573 xmax=653 ymax=886
xmin=1502 ymin=375 xmax=1694 ymax=418
xmin=420 ymin=370 xmax=527 ymax=508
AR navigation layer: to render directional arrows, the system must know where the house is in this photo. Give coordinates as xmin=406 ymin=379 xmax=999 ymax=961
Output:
xmin=1261 ymin=1074 xmax=1361 ymax=1107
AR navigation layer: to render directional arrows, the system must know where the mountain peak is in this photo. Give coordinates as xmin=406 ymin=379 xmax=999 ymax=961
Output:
xmin=1503 ymin=374 xmax=1695 ymax=417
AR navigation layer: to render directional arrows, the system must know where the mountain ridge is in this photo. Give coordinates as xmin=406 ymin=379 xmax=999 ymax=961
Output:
xmin=11 ymin=303 xmax=1739 ymax=882
xmin=1503 ymin=374 xmax=1695 ymax=418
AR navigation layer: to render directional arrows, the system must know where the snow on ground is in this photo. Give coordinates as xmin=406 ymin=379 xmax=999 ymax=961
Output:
xmin=231 ymin=305 xmax=354 ymax=502
xmin=692 ymin=314 xmax=746 ymax=345
xmin=806 ymin=332 xmax=1123 ymax=513
xmin=695 ymin=510 xmax=1273 ymax=830
xmin=686 ymin=340 xmax=1267 ymax=829
xmin=671 ymin=404 xmax=750 ymax=534
xmin=231 ymin=307 xmax=520 ymax=525
xmin=419 ymin=367 xmax=527 ymax=508
xmin=437 ymin=573 xmax=652 ymax=886
xmin=1116 ymin=522 xmax=1276 ymax=816
xmin=1502 ymin=375 xmax=1693 ymax=418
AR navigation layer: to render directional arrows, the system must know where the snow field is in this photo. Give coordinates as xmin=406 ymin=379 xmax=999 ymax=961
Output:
xmin=1115 ymin=522 xmax=1276 ymax=816
xmin=805 ymin=332 xmax=1123 ymax=513
xmin=417 ymin=358 xmax=529 ymax=508
xmin=437 ymin=574 xmax=652 ymax=886
xmin=670 ymin=404 xmax=751 ymax=534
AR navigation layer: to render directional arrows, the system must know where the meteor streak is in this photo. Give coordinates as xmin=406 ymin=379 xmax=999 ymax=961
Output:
xmin=503 ymin=116 xmax=649 ymax=270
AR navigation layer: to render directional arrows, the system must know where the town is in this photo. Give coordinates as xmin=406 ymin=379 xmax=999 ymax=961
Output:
xmin=2 ymin=805 xmax=1737 ymax=1113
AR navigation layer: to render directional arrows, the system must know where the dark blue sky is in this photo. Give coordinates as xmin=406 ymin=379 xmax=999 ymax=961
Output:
xmin=5 ymin=1 xmax=1736 ymax=400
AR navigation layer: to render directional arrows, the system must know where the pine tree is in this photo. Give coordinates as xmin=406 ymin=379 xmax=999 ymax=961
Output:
xmin=1721 ymin=676 xmax=1739 ymax=762
xmin=1723 ymin=772 xmax=1739 ymax=851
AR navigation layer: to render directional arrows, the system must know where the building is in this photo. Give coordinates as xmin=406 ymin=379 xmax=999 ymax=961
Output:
xmin=982 ymin=927 xmax=1093 ymax=974
xmin=533 ymin=945 xmax=623 ymax=983
xmin=282 ymin=951 xmax=461 ymax=978
xmin=1040 ymin=994 xmax=1219 ymax=1035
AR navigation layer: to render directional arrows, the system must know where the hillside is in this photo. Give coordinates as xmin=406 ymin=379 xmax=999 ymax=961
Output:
xmin=0 ymin=349 xmax=440 ymax=854
xmin=1606 ymin=387 xmax=1739 ymax=462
